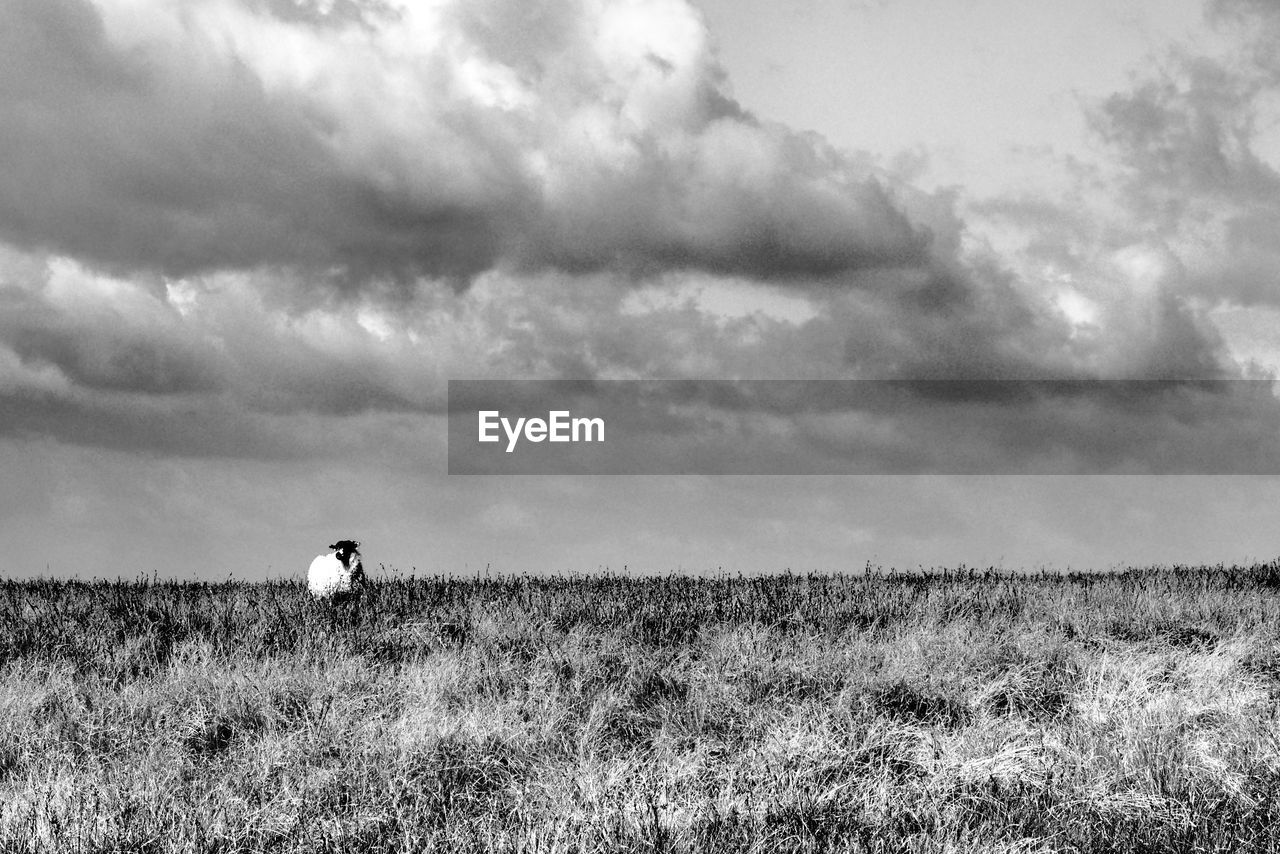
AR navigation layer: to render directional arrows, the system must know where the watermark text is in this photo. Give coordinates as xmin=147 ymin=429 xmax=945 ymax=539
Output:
xmin=478 ymin=410 xmax=605 ymax=453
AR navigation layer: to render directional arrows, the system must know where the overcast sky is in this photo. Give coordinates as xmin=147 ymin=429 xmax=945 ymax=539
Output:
xmin=4 ymin=0 xmax=1280 ymax=579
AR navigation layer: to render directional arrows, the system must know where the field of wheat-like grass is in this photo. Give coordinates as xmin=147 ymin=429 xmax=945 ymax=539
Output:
xmin=3 ymin=565 xmax=1280 ymax=853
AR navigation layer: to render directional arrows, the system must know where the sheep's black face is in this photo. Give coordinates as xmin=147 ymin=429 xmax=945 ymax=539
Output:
xmin=328 ymin=539 xmax=361 ymax=569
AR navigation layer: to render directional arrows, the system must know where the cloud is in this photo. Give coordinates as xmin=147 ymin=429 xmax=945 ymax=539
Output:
xmin=0 ymin=0 xmax=495 ymax=281
xmin=1095 ymin=64 xmax=1273 ymax=205
xmin=0 ymin=253 xmax=456 ymax=457
xmin=0 ymin=277 xmax=227 ymax=397
xmin=957 ymin=3 xmax=1280 ymax=383
xmin=0 ymin=0 xmax=1271 ymax=477
xmin=6 ymin=0 xmax=1280 ymax=579
xmin=0 ymin=0 xmax=930 ymax=285
xmin=1075 ymin=5 xmax=1280 ymax=318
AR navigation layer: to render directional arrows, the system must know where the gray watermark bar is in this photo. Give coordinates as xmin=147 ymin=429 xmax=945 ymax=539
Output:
xmin=447 ymin=379 xmax=1280 ymax=474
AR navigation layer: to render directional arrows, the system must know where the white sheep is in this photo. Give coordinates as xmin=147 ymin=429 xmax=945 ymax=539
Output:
xmin=308 ymin=539 xmax=365 ymax=599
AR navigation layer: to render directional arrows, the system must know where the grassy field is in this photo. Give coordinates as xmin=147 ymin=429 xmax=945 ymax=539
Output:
xmin=4 ymin=565 xmax=1280 ymax=853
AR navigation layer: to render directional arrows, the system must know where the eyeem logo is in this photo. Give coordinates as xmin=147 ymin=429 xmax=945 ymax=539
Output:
xmin=478 ymin=410 xmax=605 ymax=453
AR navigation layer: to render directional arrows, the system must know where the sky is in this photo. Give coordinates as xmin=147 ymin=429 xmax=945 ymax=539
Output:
xmin=4 ymin=0 xmax=1280 ymax=579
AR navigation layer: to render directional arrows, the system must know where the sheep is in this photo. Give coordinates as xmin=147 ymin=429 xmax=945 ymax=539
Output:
xmin=308 ymin=539 xmax=365 ymax=599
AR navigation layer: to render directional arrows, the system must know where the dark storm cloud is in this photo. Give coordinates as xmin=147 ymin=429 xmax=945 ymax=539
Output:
xmin=0 ymin=0 xmax=509 ymax=282
xmin=516 ymin=130 xmax=932 ymax=280
xmin=0 ymin=0 xmax=930 ymax=287
xmin=0 ymin=260 xmax=442 ymax=448
xmin=0 ymin=285 xmax=226 ymax=395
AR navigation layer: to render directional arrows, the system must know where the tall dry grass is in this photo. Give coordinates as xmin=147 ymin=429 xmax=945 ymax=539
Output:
xmin=3 ymin=565 xmax=1280 ymax=852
